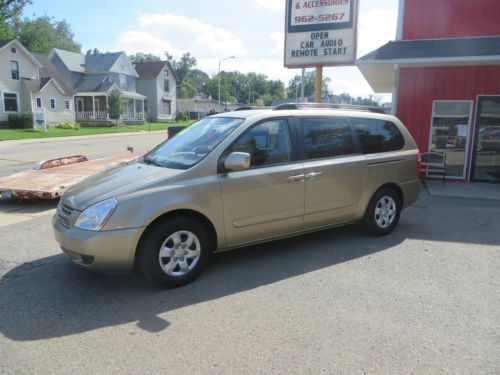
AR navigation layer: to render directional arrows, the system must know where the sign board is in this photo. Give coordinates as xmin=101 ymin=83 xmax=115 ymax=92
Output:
xmin=33 ymin=109 xmax=47 ymax=131
xmin=284 ymin=0 xmax=359 ymax=68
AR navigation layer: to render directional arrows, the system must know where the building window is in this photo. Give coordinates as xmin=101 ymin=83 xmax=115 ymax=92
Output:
xmin=50 ymin=98 xmax=56 ymax=109
xmin=3 ymin=92 xmax=19 ymax=112
xmin=35 ymin=97 xmax=42 ymax=108
xmin=164 ymin=68 xmax=169 ymax=76
xmin=162 ymin=100 xmax=171 ymax=115
xmin=11 ymin=47 xmax=16 ymax=53
xmin=164 ymin=79 xmax=169 ymax=92
xmin=64 ymin=100 xmax=71 ymax=110
xmin=119 ymin=74 xmax=126 ymax=89
xmin=10 ymin=61 xmax=19 ymax=80
xmin=429 ymin=100 xmax=472 ymax=179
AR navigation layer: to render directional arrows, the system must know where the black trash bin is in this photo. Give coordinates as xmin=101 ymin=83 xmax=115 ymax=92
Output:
xmin=167 ymin=126 xmax=186 ymax=139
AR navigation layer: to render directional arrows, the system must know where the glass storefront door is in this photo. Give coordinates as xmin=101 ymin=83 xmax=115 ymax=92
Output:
xmin=471 ymin=97 xmax=500 ymax=183
xmin=429 ymin=101 xmax=472 ymax=179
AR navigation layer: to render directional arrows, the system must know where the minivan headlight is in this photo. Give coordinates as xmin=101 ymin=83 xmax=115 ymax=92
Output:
xmin=74 ymin=197 xmax=117 ymax=231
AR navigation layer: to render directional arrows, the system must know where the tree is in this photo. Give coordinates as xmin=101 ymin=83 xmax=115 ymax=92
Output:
xmin=17 ymin=15 xmax=80 ymax=53
xmin=0 ymin=0 xmax=31 ymax=39
xmin=108 ymin=89 xmax=122 ymax=127
xmin=129 ymin=52 xmax=161 ymax=63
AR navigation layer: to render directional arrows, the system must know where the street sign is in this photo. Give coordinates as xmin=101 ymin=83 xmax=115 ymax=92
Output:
xmin=284 ymin=0 xmax=359 ymax=68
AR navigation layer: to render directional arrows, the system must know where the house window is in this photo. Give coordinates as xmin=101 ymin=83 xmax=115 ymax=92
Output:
xmin=119 ymin=74 xmax=126 ymax=89
xmin=64 ymin=100 xmax=71 ymax=110
xmin=3 ymin=92 xmax=19 ymax=112
xmin=11 ymin=47 xmax=16 ymax=53
xmin=164 ymin=68 xmax=169 ymax=76
xmin=50 ymin=98 xmax=56 ymax=109
xmin=164 ymin=79 xmax=169 ymax=92
xmin=162 ymin=100 xmax=171 ymax=115
xmin=11 ymin=61 xmax=19 ymax=80
xmin=35 ymin=97 xmax=42 ymax=108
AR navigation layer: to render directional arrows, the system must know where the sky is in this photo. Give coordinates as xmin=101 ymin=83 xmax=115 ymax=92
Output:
xmin=23 ymin=0 xmax=399 ymax=101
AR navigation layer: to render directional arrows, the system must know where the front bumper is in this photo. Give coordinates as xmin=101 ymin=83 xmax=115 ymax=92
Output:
xmin=52 ymin=215 xmax=145 ymax=271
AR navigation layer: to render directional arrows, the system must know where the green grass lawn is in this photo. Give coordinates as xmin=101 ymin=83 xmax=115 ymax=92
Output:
xmin=0 ymin=122 xmax=194 ymax=141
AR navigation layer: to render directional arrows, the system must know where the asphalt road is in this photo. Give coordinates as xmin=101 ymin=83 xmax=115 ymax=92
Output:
xmin=0 ymin=190 xmax=499 ymax=374
xmin=0 ymin=131 xmax=166 ymax=177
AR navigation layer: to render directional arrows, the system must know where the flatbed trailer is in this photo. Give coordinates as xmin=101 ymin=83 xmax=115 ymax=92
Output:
xmin=0 ymin=152 xmax=144 ymax=199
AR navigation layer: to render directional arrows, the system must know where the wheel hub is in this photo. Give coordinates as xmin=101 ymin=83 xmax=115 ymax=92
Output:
xmin=158 ymin=230 xmax=201 ymax=276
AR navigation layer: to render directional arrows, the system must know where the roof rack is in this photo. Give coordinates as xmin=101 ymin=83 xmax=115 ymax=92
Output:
xmin=273 ymin=102 xmax=386 ymax=114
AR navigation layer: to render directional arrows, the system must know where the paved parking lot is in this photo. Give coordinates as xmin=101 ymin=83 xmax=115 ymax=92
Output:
xmin=0 ymin=189 xmax=498 ymax=374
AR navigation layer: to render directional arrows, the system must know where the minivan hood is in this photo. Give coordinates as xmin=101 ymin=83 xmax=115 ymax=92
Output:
xmin=62 ymin=161 xmax=184 ymax=211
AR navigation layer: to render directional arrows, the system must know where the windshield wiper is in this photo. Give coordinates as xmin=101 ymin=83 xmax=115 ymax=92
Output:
xmin=141 ymin=156 xmax=163 ymax=167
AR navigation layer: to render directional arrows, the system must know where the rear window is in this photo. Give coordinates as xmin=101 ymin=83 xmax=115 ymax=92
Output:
xmin=300 ymin=117 xmax=355 ymax=159
xmin=352 ymin=118 xmax=405 ymax=154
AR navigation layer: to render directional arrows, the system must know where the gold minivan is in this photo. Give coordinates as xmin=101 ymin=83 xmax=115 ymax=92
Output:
xmin=53 ymin=105 xmax=421 ymax=287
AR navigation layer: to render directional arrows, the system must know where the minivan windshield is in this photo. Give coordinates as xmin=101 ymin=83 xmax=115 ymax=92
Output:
xmin=140 ymin=117 xmax=243 ymax=169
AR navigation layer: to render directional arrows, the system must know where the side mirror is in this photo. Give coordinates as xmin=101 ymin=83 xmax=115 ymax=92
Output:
xmin=224 ymin=152 xmax=251 ymax=171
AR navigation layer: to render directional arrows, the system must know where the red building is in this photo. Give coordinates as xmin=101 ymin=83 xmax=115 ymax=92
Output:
xmin=357 ymin=0 xmax=500 ymax=183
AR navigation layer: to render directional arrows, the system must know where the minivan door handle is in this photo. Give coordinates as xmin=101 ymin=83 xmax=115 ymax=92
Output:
xmin=286 ymin=174 xmax=305 ymax=182
xmin=305 ymin=171 xmax=323 ymax=180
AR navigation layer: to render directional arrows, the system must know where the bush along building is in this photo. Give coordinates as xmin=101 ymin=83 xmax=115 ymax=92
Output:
xmin=357 ymin=0 xmax=500 ymax=183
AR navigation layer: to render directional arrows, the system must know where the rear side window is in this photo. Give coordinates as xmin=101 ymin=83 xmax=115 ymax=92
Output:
xmin=300 ymin=117 xmax=355 ymax=159
xmin=352 ymin=118 xmax=405 ymax=154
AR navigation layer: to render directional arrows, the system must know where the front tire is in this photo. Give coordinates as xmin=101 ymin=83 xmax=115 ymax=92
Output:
xmin=363 ymin=187 xmax=402 ymax=236
xmin=137 ymin=217 xmax=212 ymax=287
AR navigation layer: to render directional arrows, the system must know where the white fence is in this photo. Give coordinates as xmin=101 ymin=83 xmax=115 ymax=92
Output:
xmin=75 ymin=111 xmax=108 ymax=120
xmin=121 ymin=112 xmax=144 ymax=121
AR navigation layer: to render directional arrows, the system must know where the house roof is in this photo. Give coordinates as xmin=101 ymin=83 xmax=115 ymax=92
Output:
xmin=0 ymin=39 xmax=15 ymax=49
xmin=32 ymin=52 xmax=75 ymax=94
xmin=51 ymin=48 xmax=85 ymax=72
xmin=358 ymin=36 xmax=500 ymax=62
xmin=134 ymin=61 xmax=180 ymax=82
xmin=357 ymin=36 xmax=500 ymax=93
xmin=74 ymin=74 xmax=109 ymax=92
xmin=50 ymin=49 xmax=124 ymax=74
xmin=85 ymin=52 xmax=123 ymax=73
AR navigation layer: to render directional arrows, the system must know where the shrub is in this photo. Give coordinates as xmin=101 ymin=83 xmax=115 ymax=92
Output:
xmin=55 ymin=121 xmax=78 ymax=129
xmin=176 ymin=111 xmax=190 ymax=122
xmin=8 ymin=112 xmax=33 ymax=129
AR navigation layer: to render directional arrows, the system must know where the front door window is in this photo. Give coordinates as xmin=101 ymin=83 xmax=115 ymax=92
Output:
xmin=472 ymin=97 xmax=500 ymax=183
xmin=429 ymin=101 xmax=472 ymax=179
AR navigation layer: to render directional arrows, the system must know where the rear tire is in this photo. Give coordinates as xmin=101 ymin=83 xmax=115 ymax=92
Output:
xmin=362 ymin=187 xmax=402 ymax=236
xmin=137 ymin=217 xmax=212 ymax=287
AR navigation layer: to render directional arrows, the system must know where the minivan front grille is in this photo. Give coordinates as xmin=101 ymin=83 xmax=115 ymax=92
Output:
xmin=57 ymin=202 xmax=77 ymax=229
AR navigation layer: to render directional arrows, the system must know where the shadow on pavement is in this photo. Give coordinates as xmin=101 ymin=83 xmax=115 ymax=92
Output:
xmin=0 ymin=224 xmax=404 ymax=341
xmin=1 ymin=191 xmax=499 ymax=341
xmin=0 ymin=198 xmax=58 ymax=214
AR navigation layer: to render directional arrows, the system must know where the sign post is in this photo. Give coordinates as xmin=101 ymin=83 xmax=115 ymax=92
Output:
xmin=284 ymin=0 xmax=359 ymax=102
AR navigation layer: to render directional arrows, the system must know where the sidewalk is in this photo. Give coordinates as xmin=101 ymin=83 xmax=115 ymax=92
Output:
xmin=425 ymin=181 xmax=500 ymax=201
